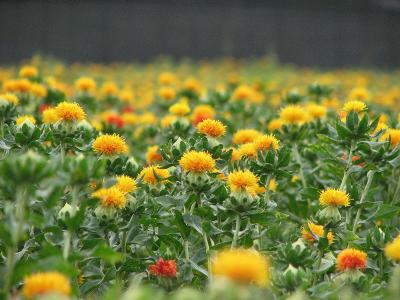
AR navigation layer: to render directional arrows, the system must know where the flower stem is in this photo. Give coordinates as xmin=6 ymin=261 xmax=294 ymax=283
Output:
xmin=340 ymin=142 xmax=355 ymax=191
xmin=293 ymin=144 xmax=307 ymax=188
xmin=63 ymin=230 xmax=71 ymax=259
xmin=231 ymin=214 xmax=241 ymax=249
xmin=4 ymin=187 xmax=27 ymax=296
xmin=391 ymin=173 xmax=400 ymax=204
xmin=352 ymin=170 xmax=375 ymax=233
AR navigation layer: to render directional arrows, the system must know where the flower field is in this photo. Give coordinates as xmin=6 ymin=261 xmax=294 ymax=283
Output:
xmin=1 ymin=57 xmax=400 ymax=299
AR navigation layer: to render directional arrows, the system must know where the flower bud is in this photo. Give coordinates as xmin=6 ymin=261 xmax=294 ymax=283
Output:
xmin=58 ymin=203 xmax=79 ymax=221
xmin=317 ymin=206 xmax=341 ymax=222
xmin=94 ymin=206 xmax=117 ymax=220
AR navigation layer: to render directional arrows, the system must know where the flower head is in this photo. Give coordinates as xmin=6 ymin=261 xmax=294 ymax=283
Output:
xmin=233 ymin=129 xmax=261 ymax=145
xmin=146 ymin=145 xmax=163 ymax=164
xmin=115 ymin=175 xmax=136 ymax=194
xmin=191 ymin=105 xmax=215 ymax=125
xmin=139 ymin=165 xmax=170 ymax=185
xmin=0 ymin=93 xmax=19 ymax=105
xmin=319 ymin=188 xmax=350 ymax=207
xmin=92 ymin=134 xmax=129 ymax=156
xmin=381 ymin=128 xmax=400 ymax=148
xmin=23 ymin=271 xmax=71 ymax=299
xmin=16 ymin=115 xmax=36 ymax=126
xmin=158 ymin=72 xmax=176 ymax=85
xmin=149 ymin=258 xmax=177 ymax=278
xmin=92 ymin=187 xmax=126 ymax=209
xmin=342 ymin=100 xmax=367 ymax=114
xmin=306 ymin=103 xmax=327 ymax=119
xmin=301 ymin=221 xmax=334 ymax=245
xmin=238 ymin=143 xmax=257 ymax=159
xmin=19 ymin=65 xmax=38 ymax=78
xmin=348 ymin=87 xmax=370 ymax=101
xmin=197 ymin=119 xmax=226 ymax=138
xmin=279 ymin=105 xmax=309 ymax=125
xmin=384 ymin=235 xmax=400 ymax=261
xmin=75 ymin=77 xmax=96 ymax=92
xmin=159 ymin=86 xmax=176 ymax=101
xmin=212 ymin=248 xmax=270 ymax=287
xmin=169 ymin=101 xmax=190 ymax=116
xmin=227 ymin=170 xmax=259 ymax=196
xmin=267 ymin=118 xmax=284 ymax=132
xmin=254 ymin=134 xmax=280 ymax=152
xmin=55 ymin=101 xmax=86 ymax=122
xmin=179 ymin=151 xmax=215 ymax=173
xmin=42 ymin=108 xmax=61 ymax=124
xmin=336 ymin=248 xmax=367 ymax=271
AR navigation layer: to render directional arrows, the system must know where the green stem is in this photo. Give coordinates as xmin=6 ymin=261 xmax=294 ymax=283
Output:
xmin=293 ymin=144 xmax=307 ymax=188
xmin=352 ymin=170 xmax=375 ymax=233
xmin=231 ymin=215 xmax=241 ymax=249
xmin=340 ymin=142 xmax=355 ymax=191
xmin=391 ymin=173 xmax=400 ymax=204
xmin=4 ymin=187 xmax=27 ymax=296
xmin=184 ymin=240 xmax=190 ymax=262
xmin=63 ymin=230 xmax=71 ymax=259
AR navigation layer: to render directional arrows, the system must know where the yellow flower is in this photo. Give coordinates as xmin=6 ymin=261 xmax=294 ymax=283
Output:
xmin=19 ymin=65 xmax=38 ymax=78
xmin=301 ymin=221 xmax=334 ymax=245
xmin=145 ymin=145 xmax=163 ymax=164
xmin=267 ymin=118 xmax=284 ymax=132
xmin=179 ymin=151 xmax=215 ymax=173
xmin=381 ymin=129 xmax=400 ymax=148
xmin=279 ymin=105 xmax=309 ymax=125
xmin=75 ymin=77 xmax=96 ymax=93
xmin=227 ymin=170 xmax=259 ymax=195
xmin=159 ymin=86 xmax=176 ymax=101
xmin=233 ymin=129 xmax=261 ymax=145
xmin=161 ymin=115 xmax=177 ymax=128
xmin=55 ymin=101 xmax=86 ymax=122
xmin=115 ymin=175 xmax=136 ymax=193
xmin=119 ymin=89 xmax=134 ymax=103
xmin=306 ymin=103 xmax=327 ymax=119
xmin=42 ymin=108 xmax=61 ymax=124
xmin=348 ymin=87 xmax=370 ymax=101
xmin=254 ymin=134 xmax=280 ymax=152
xmin=101 ymin=81 xmax=118 ymax=97
xmin=16 ymin=115 xmax=36 ymax=126
xmin=122 ymin=113 xmax=138 ymax=126
xmin=92 ymin=187 xmax=126 ymax=209
xmin=268 ymin=179 xmax=277 ymax=192
xmin=384 ymin=235 xmax=400 ymax=261
xmin=30 ymin=83 xmax=47 ymax=98
xmin=158 ymin=72 xmax=176 ymax=85
xmin=212 ymin=248 xmax=270 ymax=287
xmin=23 ymin=271 xmax=71 ymax=299
xmin=238 ymin=143 xmax=257 ymax=159
xmin=319 ymin=188 xmax=350 ymax=207
xmin=197 ymin=119 xmax=226 ymax=138
xmin=232 ymin=85 xmax=254 ymax=101
xmin=169 ymin=102 xmax=190 ymax=116
xmin=92 ymin=134 xmax=129 ymax=156
xmin=191 ymin=105 xmax=215 ymax=125
xmin=0 ymin=93 xmax=19 ymax=105
xmin=139 ymin=112 xmax=157 ymax=125
xmin=342 ymin=100 xmax=367 ymax=114
xmin=183 ymin=77 xmax=201 ymax=94
xmin=139 ymin=165 xmax=170 ymax=185
xmin=374 ymin=122 xmax=388 ymax=134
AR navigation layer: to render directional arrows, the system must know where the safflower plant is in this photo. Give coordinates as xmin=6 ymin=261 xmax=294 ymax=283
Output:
xmin=0 ymin=58 xmax=399 ymax=300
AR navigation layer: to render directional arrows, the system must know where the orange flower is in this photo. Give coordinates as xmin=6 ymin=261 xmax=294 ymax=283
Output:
xmin=149 ymin=258 xmax=177 ymax=278
xmin=336 ymin=248 xmax=367 ymax=271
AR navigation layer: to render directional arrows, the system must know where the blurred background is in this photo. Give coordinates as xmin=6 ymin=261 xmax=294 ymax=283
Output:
xmin=1 ymin=0 xmax=400 ymax=68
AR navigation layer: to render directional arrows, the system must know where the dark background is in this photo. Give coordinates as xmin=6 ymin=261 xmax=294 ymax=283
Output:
xmin=1 ymin=0 xmax=400 ymax=68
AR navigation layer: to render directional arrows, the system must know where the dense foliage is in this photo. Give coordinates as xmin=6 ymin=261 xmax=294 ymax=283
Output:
xmin=0 ymin=57 xmax=400 ymax=299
